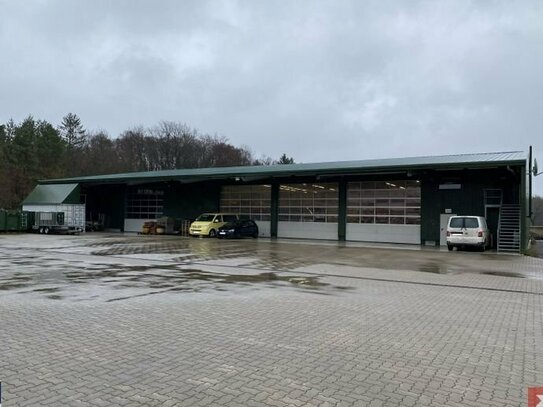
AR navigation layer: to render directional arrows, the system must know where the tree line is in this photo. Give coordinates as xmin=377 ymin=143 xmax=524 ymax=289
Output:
xmin=2 ymin=113 xmax=541 ymax=225
xmin=0 ymin=114 xmax=294 ymax=208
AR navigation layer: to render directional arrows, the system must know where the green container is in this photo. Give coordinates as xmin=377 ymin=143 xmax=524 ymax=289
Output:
xmin=6 ymin=210 xmax=21 ymax=231
xmin=0 ymin=210 xmax=6 ymax=231
xmin=0 ymin=209 xmax=23 ymax=231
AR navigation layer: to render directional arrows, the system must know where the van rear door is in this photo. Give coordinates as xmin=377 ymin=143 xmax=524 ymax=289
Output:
xmin=463 ymin=217 xmax=480 ymax=238
xmin=448 ymin=217 xmax=464 ymax=237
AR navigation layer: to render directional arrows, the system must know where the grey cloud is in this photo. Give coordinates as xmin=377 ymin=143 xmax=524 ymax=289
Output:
xmin=1 ymin=0 xmax=542 ymax=193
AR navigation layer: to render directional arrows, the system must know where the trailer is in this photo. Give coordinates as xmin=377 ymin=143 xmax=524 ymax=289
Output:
xmin=23 ymin=204 xmax=85 ymax=234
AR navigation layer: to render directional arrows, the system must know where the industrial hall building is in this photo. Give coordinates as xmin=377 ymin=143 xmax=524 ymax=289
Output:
xmin=23 ymin=151 xmax=532 ymax=253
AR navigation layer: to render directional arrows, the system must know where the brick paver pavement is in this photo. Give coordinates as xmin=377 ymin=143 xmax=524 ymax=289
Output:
xmin=0 ymin=234 xmax=542 ymax=406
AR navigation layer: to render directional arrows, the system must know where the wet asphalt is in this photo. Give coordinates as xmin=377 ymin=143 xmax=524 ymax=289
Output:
xmin=1 ymin=233 xmax=543 ymax=406
xmin=0 ymin=233 xmax=541 ymax=303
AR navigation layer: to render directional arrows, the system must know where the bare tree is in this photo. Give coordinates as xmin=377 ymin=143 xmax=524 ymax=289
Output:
xmin=116 ymin=127 xmax=150 ymax=172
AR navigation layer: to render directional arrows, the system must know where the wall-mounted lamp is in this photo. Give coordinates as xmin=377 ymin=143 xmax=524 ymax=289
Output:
xmin=533 ymin=159 xmax=542 ymax=176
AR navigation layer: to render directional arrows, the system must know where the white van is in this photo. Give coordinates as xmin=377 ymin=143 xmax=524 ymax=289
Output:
xmin=446 ymin=216 xmax=491 ymax=251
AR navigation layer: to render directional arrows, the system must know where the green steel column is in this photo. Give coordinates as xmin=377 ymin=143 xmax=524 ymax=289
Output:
xmin=338 ymin=179 xmax=347 ymax=241
xmin=520 ymin=165 xmax=527 ymax=252
xmin=529 ymin=146 xmax=533 ymax=218
xmin=120 ymin=184 xmax=127 ymax=232
xmin=270 ymin=183 xmax=279 ymax=238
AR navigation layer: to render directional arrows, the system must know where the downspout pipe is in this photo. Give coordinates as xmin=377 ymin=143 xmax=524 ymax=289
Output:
xmin=529 ymin=146 xmax=532 ymax=218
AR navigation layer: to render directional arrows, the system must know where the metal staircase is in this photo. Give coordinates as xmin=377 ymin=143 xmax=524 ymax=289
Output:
xmin=497 ymin=204 xmax=521 ymax=253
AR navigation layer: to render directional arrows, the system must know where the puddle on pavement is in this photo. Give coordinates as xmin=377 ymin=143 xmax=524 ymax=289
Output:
xmin=88 ymin=240 xmax=273 ymax=266
xmin=413 ymin=262 xmax=528 ymax=279
xmin=417 ymin=263 xmax=456 ymax=274
xmin=181 ymin=270 xmax=330 ymax=288
xmin=415 ymin=263 xmax=527 ymax=279
xmin=33 ymin=287 xmax=62 ymax=293
xmin=103 ymin=269 xmax=348 ymax=302
xmin=481 ymin=271 xmax=526 ymax=278
xmin=9 ymin=274 xmax=32 ymax=281
xmin=0 ymin=282 xmax=31 ymax=290
xmin=47 ymin=294 xmax=64 ymax=300
xmin=0 ymin=262 xmax=353 ymax=302
xmin=478 ymin=255 xmax=512 ymax=261
xmin=0 ymin=273 xmax=33 ymax=290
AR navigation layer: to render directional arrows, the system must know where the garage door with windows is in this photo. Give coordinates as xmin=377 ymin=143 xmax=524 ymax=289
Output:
xmin=346 ymin=180 xmax=421 ymax=244
xmin=124 ymin=188 xmax=164 ymax=232
xmin=220 ymin=185 xmax=272 ymax=236
xmin=278 ymin=183 xmax=338 ymax=240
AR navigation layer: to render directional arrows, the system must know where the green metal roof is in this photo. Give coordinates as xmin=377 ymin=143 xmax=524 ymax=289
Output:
xmin=23 ymin=183 xmax=80 ymax=205
xmin=41 ymin=151 xmax=527 ymax=185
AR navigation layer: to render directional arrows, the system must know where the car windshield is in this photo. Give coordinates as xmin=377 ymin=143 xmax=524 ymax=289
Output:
xmin=449 ymin=218 xmax=464 ymax=228
xmin=449 ymin=217 xmax=479 ymax=228
xmin=464 ymin=218 xmax=479 ymax=228
xmin=223 ymin=215 xmax=238 ymax=222
xmin=196 ymin=214 xmax=215 ymax=222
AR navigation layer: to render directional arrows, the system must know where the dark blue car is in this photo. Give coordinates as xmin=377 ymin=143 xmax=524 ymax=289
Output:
xmin=217 ymin=219 xmax=259 ymax=239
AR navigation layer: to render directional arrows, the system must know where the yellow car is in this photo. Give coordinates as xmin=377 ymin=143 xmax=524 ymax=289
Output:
xmin=189 ymin=213 xmax=240 ymax=238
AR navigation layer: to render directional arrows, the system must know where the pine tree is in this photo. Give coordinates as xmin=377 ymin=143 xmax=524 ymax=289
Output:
xmin=278 ymin=153 xmax=294 ymax=164
xmin=5 ymin=118 xmax=16 ymax=140
xmin=59 ymin=113 xmax=86 ymax=148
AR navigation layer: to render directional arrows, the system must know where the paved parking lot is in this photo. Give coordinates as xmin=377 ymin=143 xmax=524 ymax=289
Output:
xmin=0 ymin=233 xmax=542 ymax=406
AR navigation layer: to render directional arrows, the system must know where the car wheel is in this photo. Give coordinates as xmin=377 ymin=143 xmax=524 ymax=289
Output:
xmin=209 ymin=229 xmax=216 ymax=238
xmin=447 ymin=244 xmax=453 ymax=251
xmin=252 ymin=232 xmax=258 ymax=238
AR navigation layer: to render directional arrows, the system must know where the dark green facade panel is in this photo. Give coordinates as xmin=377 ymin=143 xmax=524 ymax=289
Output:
xmin=420 ymin=168 xmax=520 ymax=245
xmin=163 ymin=182 xmax=221 ymax=220
xmin=83 ymin=184 xmax=126 ymax=230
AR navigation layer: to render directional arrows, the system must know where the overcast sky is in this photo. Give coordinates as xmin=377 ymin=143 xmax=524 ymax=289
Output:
xmin=1 ymin=0 xmax=543 ymax=193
